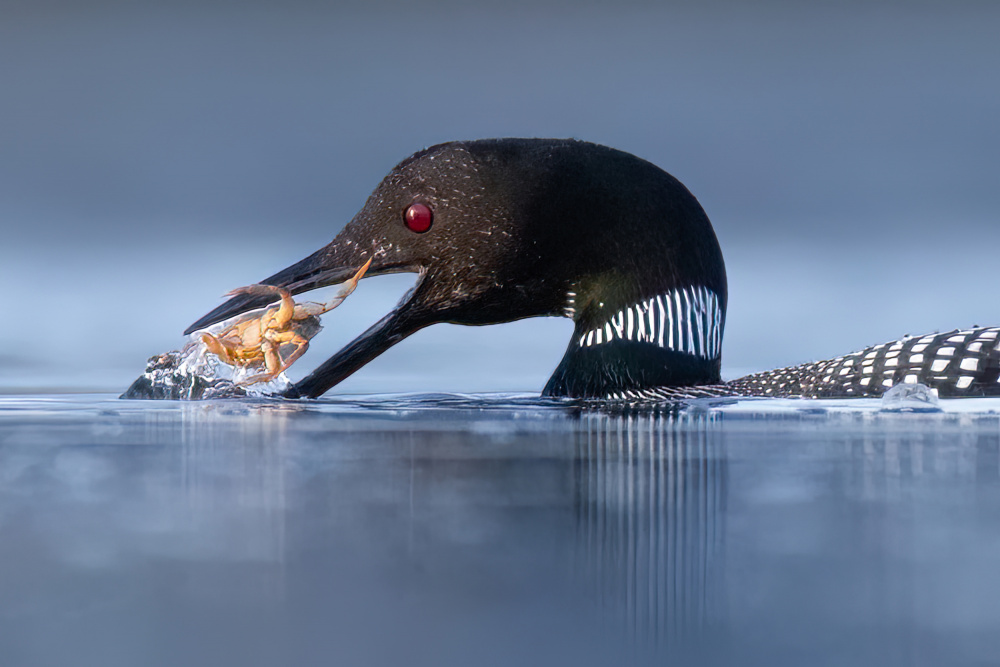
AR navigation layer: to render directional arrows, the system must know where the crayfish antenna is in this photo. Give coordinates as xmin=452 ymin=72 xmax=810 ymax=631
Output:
xmin=307 ymin=258 xmax=374 ymax=316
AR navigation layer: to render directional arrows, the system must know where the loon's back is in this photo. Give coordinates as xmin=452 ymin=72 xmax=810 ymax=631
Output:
xmin=727 ymin=327 xmax=1000 ymax=399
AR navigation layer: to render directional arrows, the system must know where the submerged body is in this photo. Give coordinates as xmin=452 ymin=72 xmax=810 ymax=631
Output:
xmin=179 ymin=138 xmax=998 ymax=402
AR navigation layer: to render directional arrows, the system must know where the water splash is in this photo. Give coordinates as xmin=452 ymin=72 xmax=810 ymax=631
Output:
xmin=120 ymin=328 xmax=292 ymax=400
xmin=879 ymin=382 xmax=943 ymax=413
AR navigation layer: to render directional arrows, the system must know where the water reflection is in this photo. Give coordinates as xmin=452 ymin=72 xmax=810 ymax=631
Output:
xmin=6 ymin=397 xmax=1000 ymax=665
xmin=573 ymin=411 xmax=726 ymax=647
xmin=841 ymin=426 xmax=997 ymax=499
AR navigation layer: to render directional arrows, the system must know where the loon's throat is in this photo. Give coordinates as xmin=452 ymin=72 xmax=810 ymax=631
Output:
xmin=544 ymin=284 xmax=725 ymax=398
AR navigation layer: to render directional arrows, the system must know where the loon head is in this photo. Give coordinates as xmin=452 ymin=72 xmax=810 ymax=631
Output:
xmin=185 ymin=138 xmax=727 ymax=398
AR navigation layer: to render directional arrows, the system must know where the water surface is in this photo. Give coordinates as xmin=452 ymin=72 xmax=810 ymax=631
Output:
xmin=2 ymin=394 xmax=999 ymax=666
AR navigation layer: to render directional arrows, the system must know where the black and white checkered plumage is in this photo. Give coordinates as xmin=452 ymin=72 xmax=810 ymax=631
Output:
xmin=593 ymin=327 xmax=1000 ymax=403
xmin=727 ymin=328 xmax=1000 ymax=399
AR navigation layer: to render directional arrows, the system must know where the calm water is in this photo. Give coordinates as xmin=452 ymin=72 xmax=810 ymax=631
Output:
xmin=3 ymin=4 xmax=999 ymax=664
xmin=2 ymin=394 xmax=999 ymax=666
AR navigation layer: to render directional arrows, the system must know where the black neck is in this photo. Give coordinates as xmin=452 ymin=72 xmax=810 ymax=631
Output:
xmin=543 ymin=285 xmax=725 ymax=398
xmin=543 ymin=341 xmax=722 ymax=398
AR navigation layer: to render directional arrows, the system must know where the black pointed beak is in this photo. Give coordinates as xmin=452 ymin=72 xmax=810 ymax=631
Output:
xmin=184 ymin=238 xmax=410 ymax=336
xmin=287 ymin=283 xmax=431 ymax=398
xmin=183 ymin=231 xmax=433 ymax=398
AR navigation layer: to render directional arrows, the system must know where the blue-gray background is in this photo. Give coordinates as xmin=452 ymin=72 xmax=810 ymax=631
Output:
xmin=2 ymin=0 xmax=998 ymax=394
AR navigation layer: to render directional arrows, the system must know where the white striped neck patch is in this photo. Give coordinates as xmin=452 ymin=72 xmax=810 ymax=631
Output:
xmin=575 ymin=285 xmax=724 ymax=359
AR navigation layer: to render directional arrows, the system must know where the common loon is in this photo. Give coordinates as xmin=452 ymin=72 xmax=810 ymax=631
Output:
xmin=186 ymin=139 xmax=1000 ymax=400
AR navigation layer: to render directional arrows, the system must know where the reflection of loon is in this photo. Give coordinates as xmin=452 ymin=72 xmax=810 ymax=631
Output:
xmin=573 ymin=410 xmax=726 ymax=642
xmin=185 ymin=139 xmax=1000 ymax=400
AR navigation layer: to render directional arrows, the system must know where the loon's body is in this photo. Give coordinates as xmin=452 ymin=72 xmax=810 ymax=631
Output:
xmin=730 ymin=328 xmax=1000 ymax=399
xmin=186 ymin=139 xmax=1000 ymax=401
xmin=595 ymin=327 xmax=1000 ymax=401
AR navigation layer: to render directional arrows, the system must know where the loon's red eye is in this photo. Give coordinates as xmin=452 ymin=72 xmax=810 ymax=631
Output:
xmin=404 ymin=202 xmax=433 ymax=233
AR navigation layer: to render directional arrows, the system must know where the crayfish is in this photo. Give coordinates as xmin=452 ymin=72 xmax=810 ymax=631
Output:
xmin=198 ymin=258 xmax=371 ymax=385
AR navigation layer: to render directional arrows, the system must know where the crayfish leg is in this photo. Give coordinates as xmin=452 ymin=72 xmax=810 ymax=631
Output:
xmin=200 ymin=333 xmax=237 ymax=365
xmin=236 ymin=340 xmax=283 ymax=386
